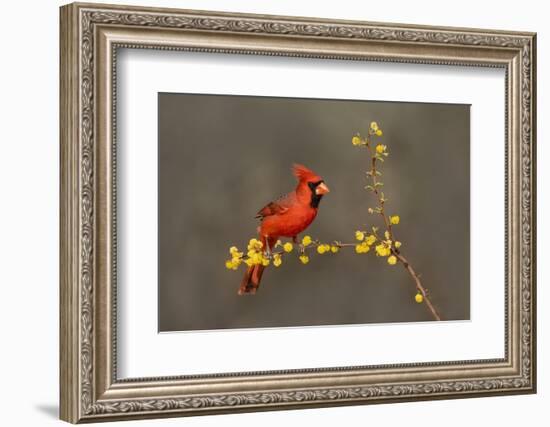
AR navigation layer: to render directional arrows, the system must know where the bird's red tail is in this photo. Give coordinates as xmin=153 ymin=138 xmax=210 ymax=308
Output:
xmin=239 ymin=264 xmax=266 ymax=295
xmin=238 ymin=236 xmax=274 ymax=295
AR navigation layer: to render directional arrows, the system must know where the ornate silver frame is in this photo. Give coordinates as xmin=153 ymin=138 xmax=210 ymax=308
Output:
xmin=60 ymin=2 xmax=536 ymax=423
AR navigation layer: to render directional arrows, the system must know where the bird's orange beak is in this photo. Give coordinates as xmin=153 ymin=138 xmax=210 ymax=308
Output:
xmin=315 ymin=182 xmax=330 ymax=195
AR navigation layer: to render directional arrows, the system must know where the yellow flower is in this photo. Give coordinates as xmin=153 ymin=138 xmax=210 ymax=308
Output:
xmin=317 ymin=245 xmax=327 ymax=254
xmin=387 ymin=255 xmax=397 ymax=265
xmin=273 ymin=254 xmax=282 ymax=267
xmin=355 ymin=242 xmax=370 ymax=254
xmin=299 ymin=254 xmax=309 ymax=264
xmin=376 ymin=129 xmax=383 ymax=137
xmin=331 ymin=245 xmax=339 ymax=253
xmin=365 ymin=235 xmax=377 ymax=246
xmin=226 ymin=259 xmax=241 ymax=270
xmin=247 ymin=238 xmax=263 ymax=251
xmin=370 ymin=121 xmax=379 ymax=131
xmin=302 ymin=235 xmax=312 ymax=246
xmin=375 ymin=243 xmax=391 ymax=257
xmin=376 ymin=144 xmax=387 ymax=154
xmin=244 ymin=258 xmax=254 ymax=267
xmin=283 ymin=242 xmax=293 ymax=253
xmin=352 ymin=136 xmax=362 ymax=146
xmin=355 ymin=230 xmax=365 ymax=241
xmin=394 ymin=241 xmax=402 ymax=248
xmin=415 ymin=292 xmax=424 ymax=303
xmin=390 ymin=215 xmax=400 ymax=225
xmin=262 ymin=258 xmax=270 ymax=267
xmin=384 ymin=230 xmax=390 ymax=240
xmin=231 ymin=248 xmax=243 ymax=259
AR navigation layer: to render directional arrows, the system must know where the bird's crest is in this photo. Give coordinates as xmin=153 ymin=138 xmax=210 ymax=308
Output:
xmin=292 ymin=164 xmax=321 ymax=182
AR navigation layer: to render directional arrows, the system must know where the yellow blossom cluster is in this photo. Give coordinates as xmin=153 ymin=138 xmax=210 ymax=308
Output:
xmin=273 ymin=253 xmax=282 ymax=267
xmin=370 ymin=121 xmax=383 ymax=137
xmin=245 ymin=238 xmax=270 ymax=267
xmin=375 ymin=241 xmax=392 ymax=257
xmin=376 ymin=144 xmax=387 ymax=154
xmin=225 ymin=246 xmax=243 ymax=270
xmin=352 ymin=228 xmax=402 ymax=266
xmin=374 ymin=232 xmax=400 ymax=266
xmin=225 ymin=238 xmax=270 ymax=270
xmin=352 ymin=135 xmax=362 ymax=146
xmin=375 ymin=243 xmax=399 ymax=266
xmin=351 ymin=122 xmax=384 ymax=147
xmin=354 ymin=231 xmax=377 ymax=254
xmin=375 ymin=231 xmax=391 ymax=254
xmin=316 ymin=243 xmax=331 ymax=254
xmin=314 ymin=243 xmax=339 ymax=254
xmin=355 ymin=242 xmax=370 ymax=254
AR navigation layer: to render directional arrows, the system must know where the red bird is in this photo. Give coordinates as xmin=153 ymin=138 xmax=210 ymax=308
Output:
xmin=239 ymin=164 xmax=330 ymax=295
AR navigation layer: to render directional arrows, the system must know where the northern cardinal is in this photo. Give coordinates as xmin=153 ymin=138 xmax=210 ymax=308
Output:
xmin=239 ymin=164 xmax=330 ymax=295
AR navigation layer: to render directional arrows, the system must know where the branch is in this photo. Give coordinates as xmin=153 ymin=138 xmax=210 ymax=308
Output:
xmin=226 ymin=120 xmax=443 ymax=321
xmin=363 ymin=124 xmax=441 ymax=321
xmin=394 ymin=252 xmax=442 ymax=321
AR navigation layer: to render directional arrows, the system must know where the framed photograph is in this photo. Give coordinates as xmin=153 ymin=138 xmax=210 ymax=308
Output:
xmin=60 ymin=2 xmax=536 ymax=423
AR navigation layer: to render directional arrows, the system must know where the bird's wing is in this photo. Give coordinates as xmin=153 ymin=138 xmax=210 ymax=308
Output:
xmin=255 ymin=192 xmax=295 ymax=219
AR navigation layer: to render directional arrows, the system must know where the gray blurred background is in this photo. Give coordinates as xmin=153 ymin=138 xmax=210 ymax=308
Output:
xmin=158 ymin=93 xmax=470 ymax=331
